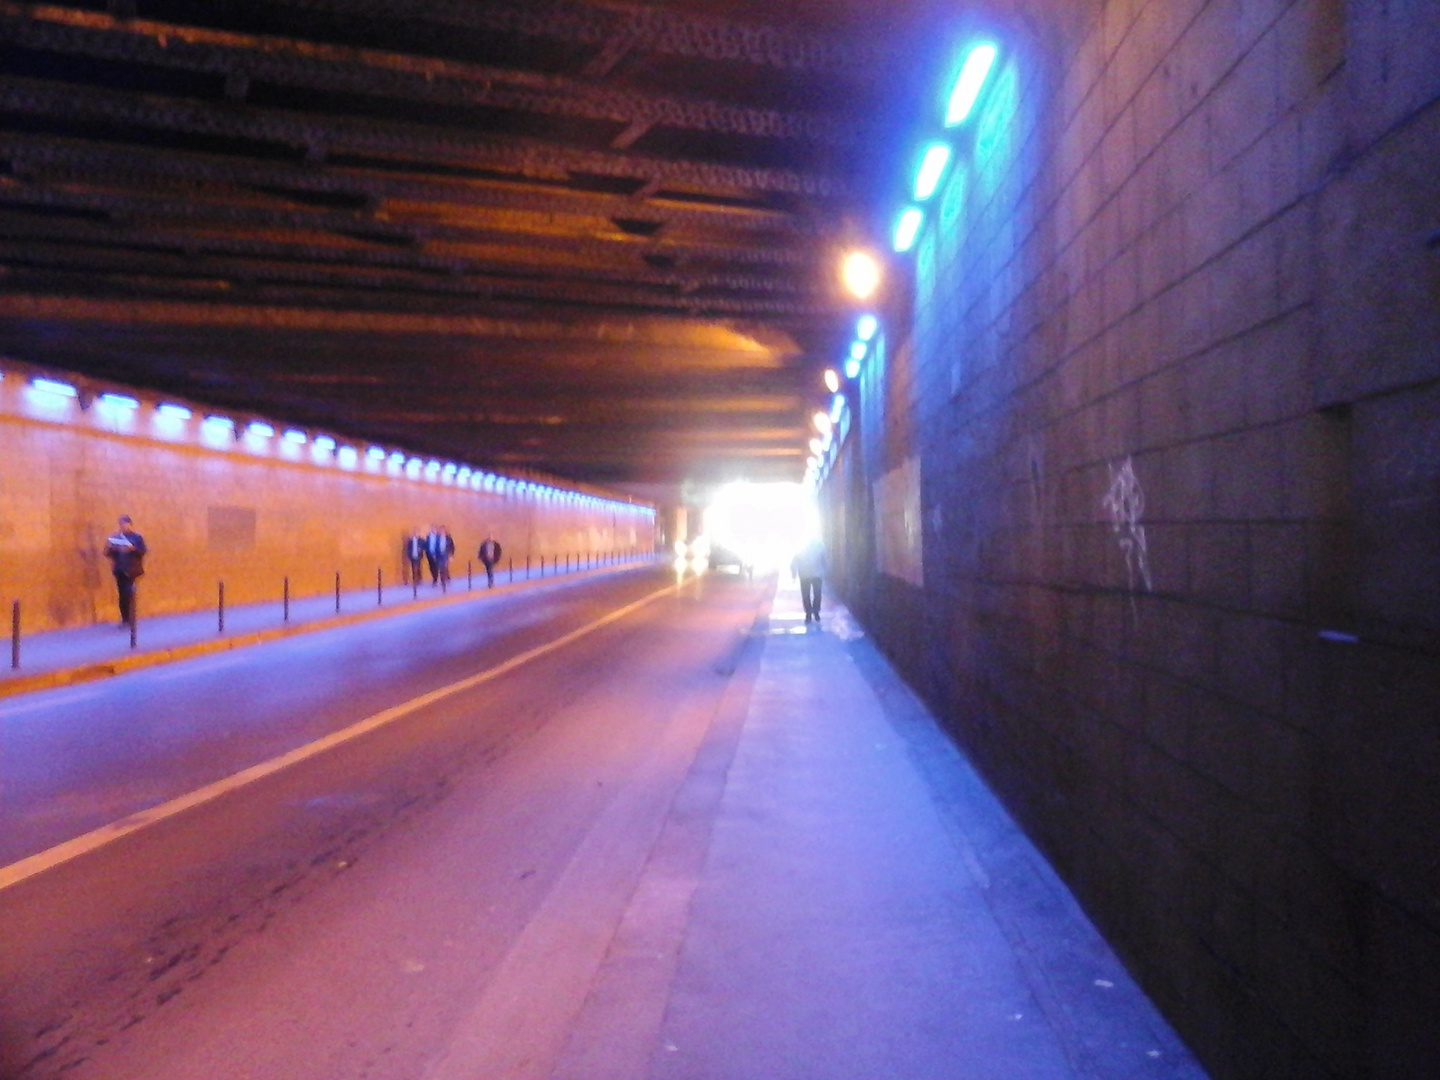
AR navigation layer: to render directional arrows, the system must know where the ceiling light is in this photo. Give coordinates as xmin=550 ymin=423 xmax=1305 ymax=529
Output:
xmin=824 ymin=369 xmax=840 ymax=393
xmin=856 ymin=314 xmax=878 ymax=341
xmin=247 ymin=421 xmax=274 ymax=437
xmin=946 ymin=43 xmax=998 ymax=126
xmin=913 ymin=142 xmax=953 ymax=200
xmin=893 ymin=207 xmax=924 ymax=252
xmin=158 ymin=403 xmax=192 ymax=420
xmin=283 ymin=429 xmax=307 ymax=444
xmin=99 ymin=393 xmax=139 ymax=411
xmin=30 ymin=377 xmax=77 ymax=398
xmin=845 ymin=358 xmax=861 ymax=379
xmin=840 ymin=250 xmax=881 ymax=300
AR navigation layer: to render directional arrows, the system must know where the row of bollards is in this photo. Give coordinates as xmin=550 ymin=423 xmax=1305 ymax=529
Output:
xmin=6 ymin=549 xmax=649 ymax=670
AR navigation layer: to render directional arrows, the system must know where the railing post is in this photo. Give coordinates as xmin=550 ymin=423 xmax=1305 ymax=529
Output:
xmin=11 ymin=599 xmax=19 ymax=670
xmin=526 ymin=555 xmax=530 ymax=580
xmin=467 ymin=561 xmax=473 ymax=591
xmin=377 ymin=568 xmax=383 ymax=606
xmin=218 ymin=581 xmax=225 ymax=633
xmin=509 ymin=557 xmax=514 ymax=583
xmin=283 ymin=576 xmax=290 ymax=623
xmin=130 ymin=595 xmax=138 ymax=649
xmin=335 ymin=571 xmax=341 ymax=612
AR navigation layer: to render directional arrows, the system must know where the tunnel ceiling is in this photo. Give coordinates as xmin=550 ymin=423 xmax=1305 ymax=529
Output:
xmin=0 ymin=0 xmax=945 ymax=491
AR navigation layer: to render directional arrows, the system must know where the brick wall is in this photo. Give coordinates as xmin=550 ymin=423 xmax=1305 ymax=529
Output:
xmin=828 ymin=0 xmax=1440 ymax=1076
xmin=0 ymin=361 xmax=655 ymax=633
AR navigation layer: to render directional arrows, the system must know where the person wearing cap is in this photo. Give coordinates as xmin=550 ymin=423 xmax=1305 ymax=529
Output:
xmin=103 ymin=515 xmax=148 ymax=627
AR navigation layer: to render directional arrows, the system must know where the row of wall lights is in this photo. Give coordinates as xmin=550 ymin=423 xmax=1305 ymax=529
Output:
xmin=3 ymin=369 xmax=649 ymax=517
xmin=892 ymin=42 xmax=998 ymax=252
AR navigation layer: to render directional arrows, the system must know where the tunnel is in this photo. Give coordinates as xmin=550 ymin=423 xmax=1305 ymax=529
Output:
xmin=1 ymin=1 xmax=1437 ymax=1078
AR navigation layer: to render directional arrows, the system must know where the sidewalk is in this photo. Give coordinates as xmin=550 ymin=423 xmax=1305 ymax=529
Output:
xmin=556 ymin=579 xmax=1210 ymax=1080
xmin=0 ymin=555 xmax=654 ymax=701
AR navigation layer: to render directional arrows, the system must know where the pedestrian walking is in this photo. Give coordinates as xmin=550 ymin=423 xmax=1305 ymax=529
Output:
xmin=103 ymin=514 xmax=148 ymax=628
xmin=790 ymin=535 xmax=828 ymax=624
xmin=404 ymin=529 xmax=426 ymax=585
xmin=477 ymin=535 xmax=503 ymax=587
xmin=435 ymin=526 xmax=456 ymax=586
xmin=424 ymin=524 xmax=443 ymax=585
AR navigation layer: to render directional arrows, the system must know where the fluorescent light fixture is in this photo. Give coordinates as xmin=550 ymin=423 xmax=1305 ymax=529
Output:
xmin=247 ymin=421 xmax=274 ymax=437
xmin=99 ymin=393 xmax=139 ymax=410
xmin=809 ymin=437 xmax=823 ymax=455
xmin=367 ymin=446 xmax=386 ymax=461
xmin=31 ymin=378 xmax=77 ymax=398
xmin=850 ymin=341 xmax=867 ymax=361
xmin=203 ymin=414 xmax=235 ymax=431
xmin=845 ymin=358 xmax=861 ymax=379
xmin=824 ymin=369 xmax=840 ymax=393
xmin=283 ymin=429 xmax=307 ymax=444
xmin=442 ymin=463 xmax=457 ymax=477
xmin=856 ymin=314 xmax=878 ymax=341
xmin=458 ymin=466 xmax=471 ymax=480
xmin=913 ymin=142 xmax=953 ymax=200
xmin=893 ymin=207 xmax=924 ymax=252
xmin=831 ymin=394 xmax=846 ymax=421
xmin=313 ymin=435 xmax=336 ymax=452
xmin=813 ymin=411 xmax=832 ymax=435
xmin=389 ymin=451 xmax=405 ymax=465
xmin=946 ymin=43 xmax=998 ymax=126
xmin=158 ymin=403 xmax=192 ymax=420
xmin=338 ymin=445 xmax=358 ymax=467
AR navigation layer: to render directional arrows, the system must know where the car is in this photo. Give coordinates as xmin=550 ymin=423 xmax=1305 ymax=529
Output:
xmin=707 ymin=542 xmax=753 ymax=577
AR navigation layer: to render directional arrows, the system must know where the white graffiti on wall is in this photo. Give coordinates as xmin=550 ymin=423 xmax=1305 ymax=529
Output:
xmin=1101 ymin=456 xmax=1153 ymax=593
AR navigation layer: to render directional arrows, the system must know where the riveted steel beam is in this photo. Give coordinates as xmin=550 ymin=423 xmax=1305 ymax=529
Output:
xmin=263 ymin=0 xmax=887 ymax=73
xmin=0 ymin=4 xmax=854 ymax=145
xmin=0 ymin=76 xmax=853 ymax=197
xmin=0 ymin=133 xmax=834 ymax=239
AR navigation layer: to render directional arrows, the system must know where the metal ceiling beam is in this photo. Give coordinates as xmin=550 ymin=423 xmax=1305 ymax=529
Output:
xmin=1 ymin=133 xmax=834 ymax=240
xmin=0 ymin=4 xmax=854 ymax=146
xmin=0 ymin=76 xmax=854 ymax=198
xmin=261 ymin=0 xmax=887 ymax=72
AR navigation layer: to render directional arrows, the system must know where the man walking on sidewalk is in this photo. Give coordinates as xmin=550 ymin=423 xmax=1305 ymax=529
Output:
xmin=103 ymin=514 xmax=147 ymax=628
xmin=478 ymin=535 xmax=502 ymax=587
xmin=791 ymin=535 xmax=828 ymax=624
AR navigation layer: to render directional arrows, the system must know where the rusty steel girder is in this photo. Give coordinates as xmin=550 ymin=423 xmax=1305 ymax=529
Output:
xmin=0 ymin=4 xmax=854 ymax=146
xmin=0 ymin=133 xmax=835 ymax=239
xmin=0 ymin=175 xmax=822 ymax=270
xmin=258 ymin=0 xmax=887 ymax=72
xmin=0 ymin=76 xmax=853 ymax=197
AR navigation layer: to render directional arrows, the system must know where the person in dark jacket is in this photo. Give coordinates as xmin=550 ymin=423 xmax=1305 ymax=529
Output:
xmin=435 ymin=526 xmax=456 ymax=587
xmin=404 ymin=529 xmax=426 ymax=585
xmin=478 ymin=535 xmax=503 ymax=587
xmin=103 ymin=515 xmax=147 ymax=627
xmin=424 ymin=525 xmax=445 ymax=585
xmin=790 ymin=535 xmax=828 ymax=624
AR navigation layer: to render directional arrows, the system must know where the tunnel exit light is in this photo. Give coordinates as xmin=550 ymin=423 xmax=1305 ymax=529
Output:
xmin=840 ymin=250 xmax=881 ymax=300
xmin=893 ymin=207 xmax=924 ymax=252
xmin=912 ymin=143 xmax=952 ymax=201
xmin=946 ymin=43 xmax=998 ymax=126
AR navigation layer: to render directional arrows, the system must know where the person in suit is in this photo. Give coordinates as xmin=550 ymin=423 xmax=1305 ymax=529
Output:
xmin=404 ymin=529 xmax=426 ymax=585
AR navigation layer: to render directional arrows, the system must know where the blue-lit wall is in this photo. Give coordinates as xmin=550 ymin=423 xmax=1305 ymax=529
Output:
xmin=825 ymin=2 xmax=1440 ymax=1077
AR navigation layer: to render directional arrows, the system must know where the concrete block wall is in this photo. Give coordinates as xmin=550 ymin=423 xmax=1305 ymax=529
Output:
xmin=829 ymin=0 xmax=1440 ymax=1076
xmin=0 ymin=360 xmax=655 ymax=633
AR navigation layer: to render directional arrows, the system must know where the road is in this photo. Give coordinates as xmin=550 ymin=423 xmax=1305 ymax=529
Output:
xmin=1 ymin=562 xmax=770 ymax=1080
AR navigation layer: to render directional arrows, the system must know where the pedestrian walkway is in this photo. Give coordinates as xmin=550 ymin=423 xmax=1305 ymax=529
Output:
xmin=555 ymin=578 xmax=1210 ymax=1080
xmin=0 ymin=554 xmax=653 ymax=700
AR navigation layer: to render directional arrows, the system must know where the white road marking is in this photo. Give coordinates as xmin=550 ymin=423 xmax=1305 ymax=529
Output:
xmin=0 ymin=579 xmax=683 ymax=893
xmin=1 ymin=689 xmax=102 ymax=717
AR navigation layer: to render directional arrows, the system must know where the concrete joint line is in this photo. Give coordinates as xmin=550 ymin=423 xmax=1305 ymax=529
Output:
xmin=0 ymin=577 xmax=686 ymax=894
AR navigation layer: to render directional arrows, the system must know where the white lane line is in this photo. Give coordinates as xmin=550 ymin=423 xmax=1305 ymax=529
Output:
xmin=0 ymin=579 xmax=683 ymax=893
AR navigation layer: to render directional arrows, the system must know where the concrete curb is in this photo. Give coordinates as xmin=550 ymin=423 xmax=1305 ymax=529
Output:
xmin=0 ymin=560 xmax=656 ymax=702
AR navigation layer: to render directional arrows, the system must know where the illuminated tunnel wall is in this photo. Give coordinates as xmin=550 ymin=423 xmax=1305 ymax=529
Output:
xmin=0 ymin=360 xmax=655 ymax=632
xmin=823 ymin=3 xmax=1440 ymax=1079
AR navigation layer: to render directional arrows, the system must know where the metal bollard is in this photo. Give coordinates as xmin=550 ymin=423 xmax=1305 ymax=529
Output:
xmin=284 ymin=576 xmax=290 ymax=623
xmin=335 ymin=572 xmax=341 ymax=612
xmin=467 ymin=561 xmax=473 ymax=591
xmin=509 ymin=557 xmax=514 ymax=583
xmin=11 ymin=599 xmax=19 ymax=670
xmin=526 ymin=555 xmax=530 ymax=580
xmin=130 ymin=596 xmax=138 ymax=649
xmin=218 ymin=581 xmax=226 ymax=633
xmin=377 ymin=568 xmax=383 ymax=606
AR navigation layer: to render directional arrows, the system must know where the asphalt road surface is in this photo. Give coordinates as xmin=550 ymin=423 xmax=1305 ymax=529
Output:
xmin=2 ymin=562 xmax=768 ymax=1080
